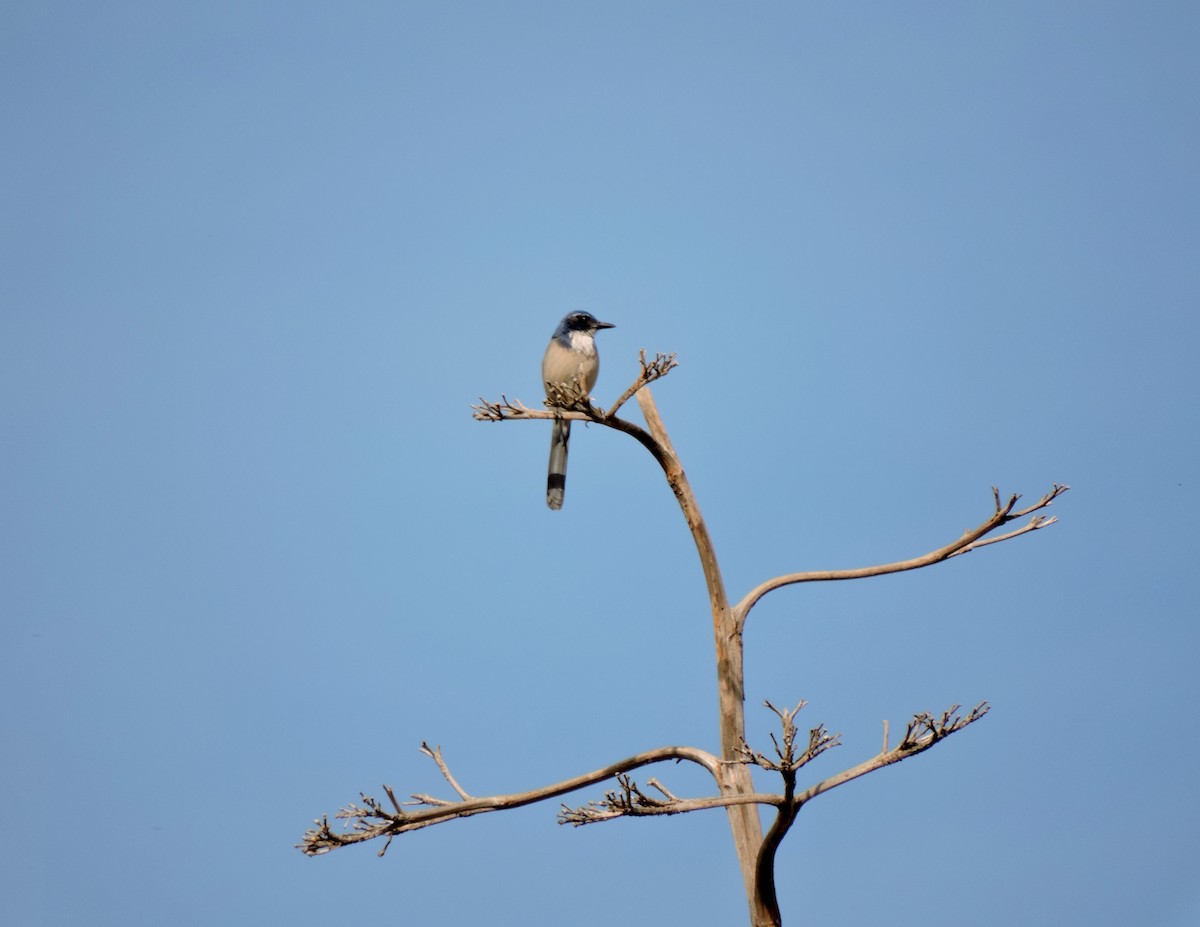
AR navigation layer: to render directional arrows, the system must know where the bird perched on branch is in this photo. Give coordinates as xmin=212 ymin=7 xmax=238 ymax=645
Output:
xmin=542 ymin=311 xmax=615 ymax=510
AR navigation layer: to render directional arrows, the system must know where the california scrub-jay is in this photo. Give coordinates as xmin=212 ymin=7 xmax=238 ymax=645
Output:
xmin=542 ymin=311 xmax=615 ymax=510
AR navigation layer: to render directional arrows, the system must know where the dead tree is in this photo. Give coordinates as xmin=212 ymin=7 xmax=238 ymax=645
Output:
xmin=298 ymin=350 xmax=1067 ymax=927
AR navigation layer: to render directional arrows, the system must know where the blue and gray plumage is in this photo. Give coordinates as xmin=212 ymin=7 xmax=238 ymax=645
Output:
xmin=541 ymin=311 xmax=615 ymax=510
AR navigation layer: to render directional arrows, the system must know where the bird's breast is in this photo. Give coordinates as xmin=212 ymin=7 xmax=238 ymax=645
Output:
xmin=543 ymin=338 xmax=600 ymax=397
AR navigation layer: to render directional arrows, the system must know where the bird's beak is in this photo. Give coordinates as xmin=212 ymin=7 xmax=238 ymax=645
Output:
xmin=595 ymin=320 xmax=615 ymax=330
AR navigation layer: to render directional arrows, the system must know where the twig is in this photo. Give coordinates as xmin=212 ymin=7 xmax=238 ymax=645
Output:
xmin=420 ymin=742 xmax=472 ymax=800
xmin=946 ymin=516 xmax=1057 ymax=556
xmin=646 ymin=777 xmax=678 ymax=801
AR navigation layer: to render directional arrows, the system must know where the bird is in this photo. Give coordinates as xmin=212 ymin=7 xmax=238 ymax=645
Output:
xmin=541 ymin=311 xmax=615 ymax=510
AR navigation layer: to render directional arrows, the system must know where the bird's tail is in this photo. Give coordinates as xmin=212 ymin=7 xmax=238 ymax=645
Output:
xmin=546 ymin=417 xmax=570 ymax=510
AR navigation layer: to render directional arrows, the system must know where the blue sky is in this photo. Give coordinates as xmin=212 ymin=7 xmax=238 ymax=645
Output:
xmin=3 ymin=2 xmax=1197 ymax=925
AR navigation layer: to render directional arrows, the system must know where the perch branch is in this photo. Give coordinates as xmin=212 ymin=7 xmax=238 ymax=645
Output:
xmin=470 ymin=354 xmax=679 ymax=471
xmin=470 ymin=350 xmax=677 ymax=425
xmin=733 ymin=484 xmax=1068 ymax=632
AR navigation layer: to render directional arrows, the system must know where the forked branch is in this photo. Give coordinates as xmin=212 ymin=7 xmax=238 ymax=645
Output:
xmin=733 ymin=484 xmax=1069 ymax=632
xmin=741 ymin=699 xmax=988 ymax=925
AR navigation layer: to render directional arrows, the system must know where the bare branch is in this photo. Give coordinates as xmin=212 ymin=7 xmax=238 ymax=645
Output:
xmin=794 ymin=701 xmax=990 ymax=806
xmin=559 ymin=771 xmax=781 ymax=826
xmin=734 ymin=484 xmax=1069 ymax=631
xmin=298 ymin=743 xmax=721 ymax=857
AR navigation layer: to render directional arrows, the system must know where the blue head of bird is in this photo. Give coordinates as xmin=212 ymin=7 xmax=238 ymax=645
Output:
xmin=552 ymin=311 xmax=616 ymax=342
